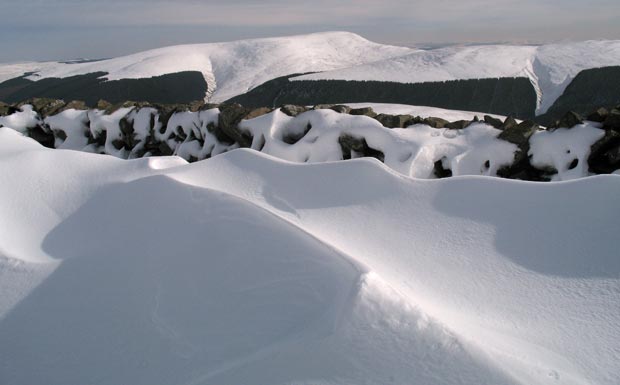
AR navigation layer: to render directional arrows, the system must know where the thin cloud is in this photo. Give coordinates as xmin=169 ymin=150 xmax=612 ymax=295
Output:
xmin=1 ymin=0 xmax=619 ymax=61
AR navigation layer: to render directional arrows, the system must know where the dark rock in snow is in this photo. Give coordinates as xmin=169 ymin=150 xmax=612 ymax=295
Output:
xmin=588 ymin=129 xmax=620 ymax=173
xmin=496 ymin=120 xmax=543 ymax=180
xmin=96 ymin=99 xmax=113 ymax=111
xmin=587 ymin=107 xmax=608 ymax=123
xmin=218 ymin=104 xmax=253 ymax=147
xmin=19 ymin=98 xmax=66 ymax=116
xmin=158 ymin=141 xmax=174 ymax=156
xmin=330 ymin=105 xmax=351 ymax=114
xmin=280 ymin=104 xmax=308 ymax=117
xmin=375 ymin=114 xmax=414 ymax=128
xmin=59 ymin=100 xmax=88 ymax=112
xmin=27 ymin=125 xmax=55 ymax=148
xmin=445 ymin=120 xmax=471 ymax=130
xmin=243 ymin=107 xmax=272 ymax=120
xmin=498 ymin=120 xmax=539 ymax=147
xmin=338 ymin=133 xmax=384 ymax=162
xmin=483 ymin=115 xmax=503 ymax=129
xmin=603 ymin=109 xmax=620 ymax=132
xmin=423 ymin=117 xmax=449 ymax=128
xmin=500 ymin=116 xmax=518 ymax=131
xmin=0 ymin=101 xmax=18 ymax=116
xmin=550 ymin=111 xmax=583 ymax=130
xmin=433 ymin=158 xmax=453 ymax=178
xmin=312 ymin=104 xmax=351 ymax=114
xmin=349 ymin=107 xmax=377 ymax=118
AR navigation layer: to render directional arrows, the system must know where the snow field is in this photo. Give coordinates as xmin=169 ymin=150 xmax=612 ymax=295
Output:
xmin=0 ymin=128 xmax=618 ymax=384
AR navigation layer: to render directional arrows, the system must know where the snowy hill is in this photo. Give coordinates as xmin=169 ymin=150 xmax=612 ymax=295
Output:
xmin=0 ymin=128 xmax=619 ymax=384
xmin=294 ymin=40 xmax=620 ymax=115
xmin=0 ymin=32 xmax=414 ymax=102
xmin=2 ymin=33 xmax=619 ymax=118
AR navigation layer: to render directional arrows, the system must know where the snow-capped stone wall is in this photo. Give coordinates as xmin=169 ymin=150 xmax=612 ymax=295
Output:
xmin=1 ymin=99 xmax=619 ymax=181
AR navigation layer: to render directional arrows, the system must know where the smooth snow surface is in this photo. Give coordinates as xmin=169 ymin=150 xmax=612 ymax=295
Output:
xmin=0 ymin=128 xmax=619 ymax=385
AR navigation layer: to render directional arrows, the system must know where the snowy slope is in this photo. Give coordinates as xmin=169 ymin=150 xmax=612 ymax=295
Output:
xmin=0 ymin=129 xmax=619 ymax=385
xmin=0 ymin=32 xmax=415 ymax=102
xmin=345 ymin=102 xmax=508 ymax=121
xmin=295 ymin=40 xmax=620 ymax=115
xmin=3 ymin=33 xmax=619 ymax=115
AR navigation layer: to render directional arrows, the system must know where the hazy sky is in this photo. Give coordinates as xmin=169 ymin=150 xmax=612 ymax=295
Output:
xmin=1 ymin=0 xmax=619 ymax=62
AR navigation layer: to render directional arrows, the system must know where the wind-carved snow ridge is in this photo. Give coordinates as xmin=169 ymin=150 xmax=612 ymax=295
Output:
xmin=0 ymin=127 xmax=618 ymax=384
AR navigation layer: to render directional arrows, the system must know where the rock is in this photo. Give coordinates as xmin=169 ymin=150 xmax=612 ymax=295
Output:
xmin=19 ymin=98 xmax=66 ymax=116
xmin=96 ymin=99 xmax=113 ymax=111
xmin=338 ymin=133 xmax=384 ymax=162
xmin=87 ymin=129 xmax=107 ymax=147
xmin=349 ymin=107 xmax=377 ymax=118
xmin=105 ymin=101 xmax=149 ymax=114
xmin=188 ymin=100 xmax=205 ymax=112
xmin=498 ymin=120 xmax=539 ymax=147
xmin=501 ymin=116 xmax=518 ymax=131
xmin=410 ymin=116 xmax=424 ymax=125
xmin=552 ymin=111 xmax=583 ymax=130
xmin=243 ymin=107 xmax=272 ymax=120
xmin=27 ymin=125 xmax=55 ymax=148
xmin=59 ymin=100 xmax=88 ymax=112
xmin=330 ymin=105 xmax=351 ymax=114
xmin=445 ymin=120 xmax=471 ymax=130
xmin=587 ymin=107 xmax=608 ymax=123
xmin=157 ymin=105 xmax=182 ymax=134
xmin=112 ymin=139 xmax=125 ymax=151
xmin=158 ymin=141 xmax=174 ymax=156
xmin=199 ymin=103 xmax=220 ymax=111
xmin=433 ymin=158 xmax=452 ymax=178
xmin=496 ymin=120 xmax=541 ymax=180
xmin=423 ymin=117 xmax=449 ymax=128
xmin=374 ymin=114 xmax=414 ymax=128
xmin=567 ymin=158 xmax=579 ymax=170
xmin=118 ymin=117 xmax=137 ymax=149
xmin=313 ymin=104 xmax=351 ymax=114
xmin=588 ymin=130 xmax=620 ymax=173
xmin=218 ymin=104 xmax=253 ymax=146
xmin=0 ymin=102 xmax=18 ymax=116
xmin=603 ymin=109 xmax=620 ymax=132
xmin=312 ymin=104 xmax=334 ymax=110
xmin=280 ymin=105 xmax=307 ymax=117
xmin=483 ymin=115 xmax=503 ymax=129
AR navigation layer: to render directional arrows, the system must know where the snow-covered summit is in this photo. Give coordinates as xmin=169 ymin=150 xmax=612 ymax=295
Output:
xmin=295 ymin=40 xmax=620 ymax=115
xmin=0 ymin=32 xmax=415 ymax=102
xmin=2 ymin=33 xmax=619 ymax=115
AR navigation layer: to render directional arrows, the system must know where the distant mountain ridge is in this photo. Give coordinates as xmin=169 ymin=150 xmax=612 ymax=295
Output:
xmin=1 ymin=32 xmax=619 ymax=122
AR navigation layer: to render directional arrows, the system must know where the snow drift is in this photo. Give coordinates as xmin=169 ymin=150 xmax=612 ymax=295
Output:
xmin=0 ymin=128 xmax=619 ymax=385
